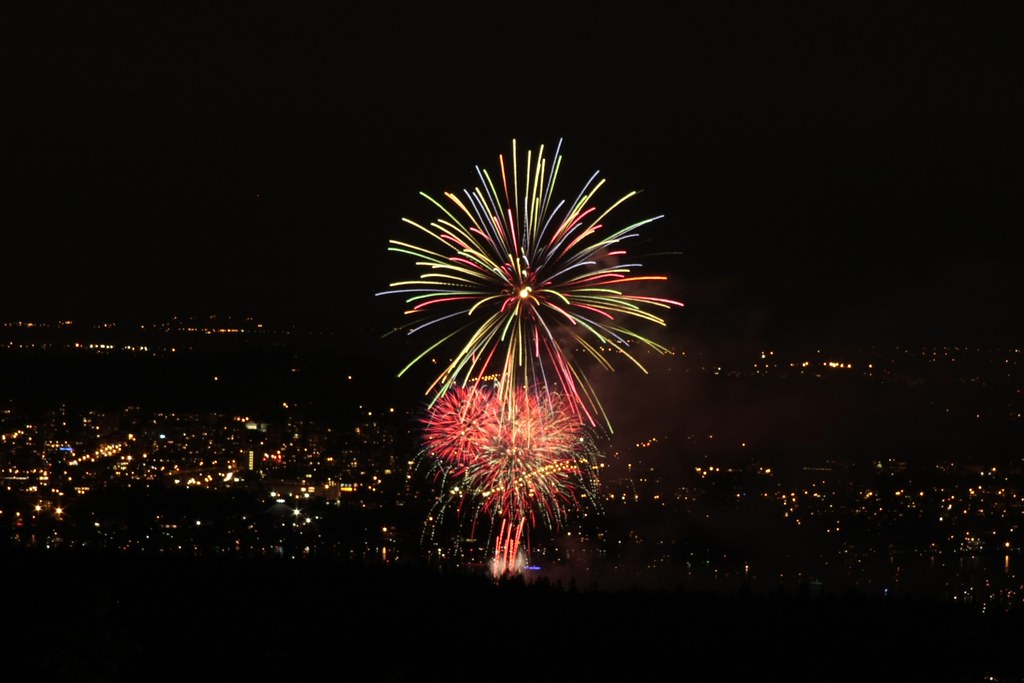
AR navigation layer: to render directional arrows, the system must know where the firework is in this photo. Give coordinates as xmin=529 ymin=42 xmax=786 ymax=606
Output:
xmin=379 ymin=139 xmax=683 ymax=430
xmin=420 ymin=383 xmax=498 ymax=465
xmin=419 ymin=384 xmax=602 ymax=577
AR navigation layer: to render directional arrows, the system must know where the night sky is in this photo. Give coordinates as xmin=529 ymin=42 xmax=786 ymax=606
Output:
xmin=8 ymin=5 xmax=1021 ymax=357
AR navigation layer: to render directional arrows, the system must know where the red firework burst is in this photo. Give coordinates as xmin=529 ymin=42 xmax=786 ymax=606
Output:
xmin=420 ymin=384 xmax=601 ymax=576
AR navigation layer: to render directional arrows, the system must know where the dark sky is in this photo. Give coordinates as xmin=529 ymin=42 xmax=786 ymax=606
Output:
xmin=8 ymin=4 xmax=1022 ymax=357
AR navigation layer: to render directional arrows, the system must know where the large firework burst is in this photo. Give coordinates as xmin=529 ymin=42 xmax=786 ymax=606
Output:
xmin=419 ymin=384 xmax=602 ymax=577
xmin=380 ymin=139 xmax=683 ymax=430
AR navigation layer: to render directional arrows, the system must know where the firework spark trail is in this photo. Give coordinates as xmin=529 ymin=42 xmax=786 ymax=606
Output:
xmin=420 ymin=383 xmax=498 ymax=465
xmin=384 ymin=139 xmax=681 ymax=576
xmin=380 ymin=139 xmax=684 ymax=431
xmin=420 ymin=385 xmax=602 ymax=576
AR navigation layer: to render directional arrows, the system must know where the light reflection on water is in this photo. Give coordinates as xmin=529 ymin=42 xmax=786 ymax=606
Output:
xmin=532 ymin=549 xmax=1023 ymax=609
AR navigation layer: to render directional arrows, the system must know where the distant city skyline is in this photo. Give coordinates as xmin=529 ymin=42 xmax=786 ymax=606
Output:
xmin=2 ymin=322 xmax=1021 ymax=603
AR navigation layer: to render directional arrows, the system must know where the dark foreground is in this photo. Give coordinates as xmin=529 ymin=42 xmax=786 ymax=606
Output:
xmin=5 ymin=547 xmax=1023 ymax=682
